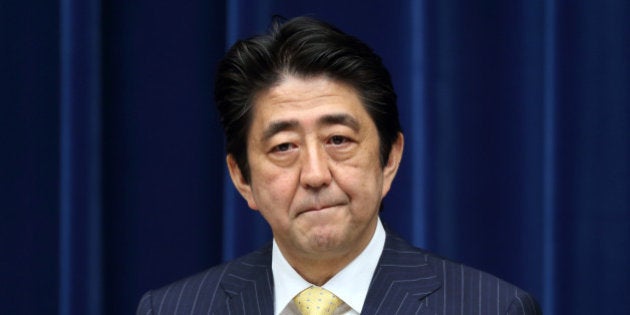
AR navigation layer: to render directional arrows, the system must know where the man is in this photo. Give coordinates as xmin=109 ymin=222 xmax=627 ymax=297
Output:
xmin=137 ymin=16 xmax=540 ymax=314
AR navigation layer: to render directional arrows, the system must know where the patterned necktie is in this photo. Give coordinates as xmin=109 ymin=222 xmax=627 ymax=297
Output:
xmin=293 ymin=286 xmax=343 ymax=315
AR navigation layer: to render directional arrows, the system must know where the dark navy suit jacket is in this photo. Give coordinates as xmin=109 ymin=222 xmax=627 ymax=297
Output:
xmin=137 ymin=232 xmax=540 ymax=314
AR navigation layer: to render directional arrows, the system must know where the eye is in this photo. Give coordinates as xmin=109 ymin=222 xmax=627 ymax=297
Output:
xmin=329 ymin=135 xmax=349 ymax=145
xmin=272 ymin=142 xmax=295 ymax=152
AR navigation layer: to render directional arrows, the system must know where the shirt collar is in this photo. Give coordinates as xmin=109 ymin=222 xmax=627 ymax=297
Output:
xmin=272 ymin=218 xmax=386 ymax=314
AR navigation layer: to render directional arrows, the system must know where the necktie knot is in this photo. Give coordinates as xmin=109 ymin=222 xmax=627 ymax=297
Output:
xmin=293 ymin=286 xmax=343 ymax=315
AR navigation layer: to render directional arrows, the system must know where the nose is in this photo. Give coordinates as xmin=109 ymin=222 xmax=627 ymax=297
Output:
xmin=299 ymin=144 xmax=332 ymax=189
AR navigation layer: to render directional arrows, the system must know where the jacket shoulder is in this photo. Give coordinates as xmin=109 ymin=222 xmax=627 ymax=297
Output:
xmin=426 ymin=252 xmax=541 ymax=314
xmin=136 ymin=244 xmax=272 ymax=315
xmin=379 ymin=232 xmax=541 ymax=314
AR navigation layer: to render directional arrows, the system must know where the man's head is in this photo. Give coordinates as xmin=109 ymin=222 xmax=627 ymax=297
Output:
xmin=215 ymin=16 xmax=404 ymax=280
xmin=215 ymin=16 xmax=401 ymax=183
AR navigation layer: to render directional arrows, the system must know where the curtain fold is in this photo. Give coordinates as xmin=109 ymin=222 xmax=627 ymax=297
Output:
xmin=59 ymin=0 xmax=103 ymax=314
xmin=406 ymin=0 xmax=429 ymax=247
xmin=542 ymin=1 xmax=557 ymax=314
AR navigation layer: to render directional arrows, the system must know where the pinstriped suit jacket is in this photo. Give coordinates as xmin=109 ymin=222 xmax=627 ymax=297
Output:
xmin=137 ymin=232 xmax=540 ymax=314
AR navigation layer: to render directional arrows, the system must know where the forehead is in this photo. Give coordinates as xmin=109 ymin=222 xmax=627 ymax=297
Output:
xmin=250 ymin=75 xmax=373 ymax=131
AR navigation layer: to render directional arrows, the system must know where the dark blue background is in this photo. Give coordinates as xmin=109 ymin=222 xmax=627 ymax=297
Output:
xmin=2 ymin=0 xmax=629 ymax=314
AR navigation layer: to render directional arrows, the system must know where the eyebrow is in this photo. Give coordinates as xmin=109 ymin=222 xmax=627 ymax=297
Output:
xmin=261 ymin=120 xmax=299 ymax=142
xmin=260 ymin=113 xmax=360 ymax=142
xmin=318 ymin=113 xmax=360 ymax=132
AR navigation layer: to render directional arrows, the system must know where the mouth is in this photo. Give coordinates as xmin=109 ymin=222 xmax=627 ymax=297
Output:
xmin=297 ymin=204 xmax=342 ymax=216
xmin=294 ymin=193 xmax=350 ymax=217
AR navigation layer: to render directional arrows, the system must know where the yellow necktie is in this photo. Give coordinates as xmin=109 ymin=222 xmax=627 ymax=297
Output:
xmin=293 ymin=286 xmax=343 ymax=315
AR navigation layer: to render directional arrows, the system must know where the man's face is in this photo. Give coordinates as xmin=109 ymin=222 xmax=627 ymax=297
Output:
xmin=227 ymin=75 xmax=403 ymax=262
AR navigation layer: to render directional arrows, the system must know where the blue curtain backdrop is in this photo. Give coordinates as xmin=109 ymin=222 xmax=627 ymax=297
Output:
xmin=2 ymin=0 xmax=629 ymax=314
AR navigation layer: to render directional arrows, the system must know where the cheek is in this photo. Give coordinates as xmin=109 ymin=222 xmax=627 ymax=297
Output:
xmin=334 ymin=162 xmax=383 ymax=198
xmin=252 ymin=164 xmax=300 ymax=207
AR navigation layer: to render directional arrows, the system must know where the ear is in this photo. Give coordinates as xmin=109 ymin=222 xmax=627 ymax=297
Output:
xmin=381 ymin=132 xmax=404 ymax=197
xmin=226 ymin=154 xmax=259 ymax=210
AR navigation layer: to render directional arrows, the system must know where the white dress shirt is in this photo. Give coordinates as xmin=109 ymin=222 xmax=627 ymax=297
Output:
xmin=272 ymin=218 xmax=386 ymax=315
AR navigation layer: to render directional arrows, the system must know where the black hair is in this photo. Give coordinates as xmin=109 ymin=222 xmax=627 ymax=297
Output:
xmin=215 ymin=16 xmax=401 ymax=183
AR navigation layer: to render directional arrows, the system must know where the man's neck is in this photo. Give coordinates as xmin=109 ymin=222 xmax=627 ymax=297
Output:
xmin=287 ymin=252 xmax=358 ymax=286
xmin=276 ymin=220 xmax=378 ymax=286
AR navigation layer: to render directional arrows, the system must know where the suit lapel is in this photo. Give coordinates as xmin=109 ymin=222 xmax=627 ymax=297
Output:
xmin=215 ymin=233 xmax=442 ymax=314
xmin=220 ymin=244 xmax=275 ymax=315
xmin=361 ymin=233 xmax=441 ymax=315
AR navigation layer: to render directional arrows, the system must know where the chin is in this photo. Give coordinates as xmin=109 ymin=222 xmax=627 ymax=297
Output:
xmin=304 ymin=227 xmax=348 ymax=253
